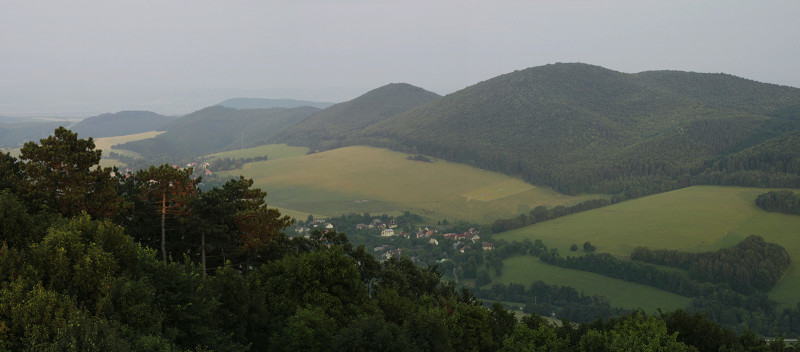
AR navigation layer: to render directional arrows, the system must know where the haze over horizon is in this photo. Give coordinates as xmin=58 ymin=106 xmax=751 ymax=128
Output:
xmin=2 ymin=0 xmax=799 ymax=117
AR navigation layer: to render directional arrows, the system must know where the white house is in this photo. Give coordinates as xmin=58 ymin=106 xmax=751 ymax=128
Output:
xmin=381 ymin=228 xmax=395 ymax=237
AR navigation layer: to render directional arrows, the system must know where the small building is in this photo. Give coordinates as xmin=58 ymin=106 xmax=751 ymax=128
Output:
xmin=482 ymin=242 xmax=495 ymax=251
xmin=371 ymin=219 xmax=386 ymax=229
xmin=381 ymin=228 xmax=395 ymax=237
xmin=428 ymin=238 xmax=439 ymax=245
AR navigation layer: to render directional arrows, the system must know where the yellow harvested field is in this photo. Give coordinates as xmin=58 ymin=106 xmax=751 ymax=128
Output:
xmin=220 ymin=145 xmax=602 ymax=222
xmin=93 ymin=131 xmax=165 ymax=166
xmin=462 ymin=180 xmax=535 ymax=201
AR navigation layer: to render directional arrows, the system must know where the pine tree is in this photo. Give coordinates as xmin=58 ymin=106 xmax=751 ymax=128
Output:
xmin=18 ymin=127 xmax=123 ymax=218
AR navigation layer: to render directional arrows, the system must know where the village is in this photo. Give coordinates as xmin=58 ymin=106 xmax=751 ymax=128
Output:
xmin=292 ymin=213 xmax=494 ymax=267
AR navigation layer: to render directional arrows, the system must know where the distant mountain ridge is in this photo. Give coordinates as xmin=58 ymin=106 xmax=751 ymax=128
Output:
xmin=217 ymin=98 xmax=334 ymax=110
xmin=271 ymin=83 xmax=440 ymax=150
xmin=71 ymin=111 xmax=176 ymax=138
xmin=0 ymin=121 xmax=69 ymax=148
xmin=352 ymin=63 xmax=800 ymax=194
xmin=103 ymin=63 xmax=800 ymax=196
xmin=119 ymin=105 xmax=319 ymax=162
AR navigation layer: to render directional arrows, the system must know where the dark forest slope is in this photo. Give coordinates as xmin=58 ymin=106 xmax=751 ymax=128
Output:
xmin=71 ymin=111 xmax=176 ymax=138
xmin=119 ymin=106 xmax=318 ymax=161
xmin=271 ymin=83 xmax=440 ymax=151
xmin=356 ymin=63 xmax=800 ymax=194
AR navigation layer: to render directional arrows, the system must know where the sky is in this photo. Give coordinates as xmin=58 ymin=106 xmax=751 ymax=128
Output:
xmin=1 ymin=0 xmax=799 ymax=117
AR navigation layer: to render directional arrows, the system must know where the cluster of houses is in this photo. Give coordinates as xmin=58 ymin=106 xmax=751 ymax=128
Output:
xmin=372 ymin=225 xmax=494 ymax=260
xmin=292 ymin=216 xmax=494 ymax=262
xmin=182 ymin=161 xmax=213 ymax=176
xmin=355 ymin=218 xmax=398 ymax=232
xmin=294 ymin=218 xmax=335 ymax=237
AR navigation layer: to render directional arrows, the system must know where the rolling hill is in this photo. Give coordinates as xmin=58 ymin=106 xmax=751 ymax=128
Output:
xmin=217 ymin=97 xmax=334 ymax=110
xmin=354 ymin=63 xmax=800 ymax=195
xmin=118 ymin=105 xmax=319 ymax=161
xmin=271 ymin=83 xmax=441 ymax=151
xmin=70 ymin=110 xmax=176 ymax=138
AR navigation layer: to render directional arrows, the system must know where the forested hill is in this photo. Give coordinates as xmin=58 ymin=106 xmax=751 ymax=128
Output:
xmin=270 ymin=83 xmax=440 ymax=151
xmin=119 ymin=105 xmax=319 ymax=162
xmin=71 ymin=110 xmax=176 ymax=138
xmin=356 ymin=63 xmax=800 ymax=195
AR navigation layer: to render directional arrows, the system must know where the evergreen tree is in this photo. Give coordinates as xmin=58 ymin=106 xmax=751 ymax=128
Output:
xmin=18 ymin=127 xmax=123 ymax=218
xmin=134 ymin=164 xmax=198 ymax=264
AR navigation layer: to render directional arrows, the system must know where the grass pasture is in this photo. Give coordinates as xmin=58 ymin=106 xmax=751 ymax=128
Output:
xmin=220 ymin=145 xmax=601 ymax=222
xmin=495 ymin=256 xmax=692 ymax=312
xmin=495 ymin=186 xmax=800 ymax=308
xmin=202 ymin=144 xmax=308 ymax=161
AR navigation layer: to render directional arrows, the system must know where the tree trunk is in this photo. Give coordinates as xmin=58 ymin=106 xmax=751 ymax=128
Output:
xmin=201 ymin=232 xmax=206 ymax=276
xmin=161 ymin=192 xmax=167 ymax=265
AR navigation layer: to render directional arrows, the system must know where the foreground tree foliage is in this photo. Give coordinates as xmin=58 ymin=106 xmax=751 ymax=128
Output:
xmin=18 ymin=127 xmax=124 ymax=218
xmin=0 ymin=128 xmax=793 ymax=350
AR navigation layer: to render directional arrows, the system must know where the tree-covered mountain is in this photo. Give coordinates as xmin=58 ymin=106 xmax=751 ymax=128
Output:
xmin=271 ymin=83 xmax=440 ymax=151
xmin=352 ymin=63 xmax=800 ymax=194
xmin=217 ymin=97 xmax=335 ymax=110
xmin=70 ymin=111 xmax=176 ymax=138
xmin=118 ymin=106 xmax=319 ymax=162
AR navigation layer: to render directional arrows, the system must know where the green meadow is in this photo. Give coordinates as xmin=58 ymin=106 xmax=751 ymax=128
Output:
xmin=495 ymin=186 xmax=800 ymax=308
xmin=494 ymin=256 xmax=691 ymax=312
xmin=220 ymin=145 xmax=602 ymax=222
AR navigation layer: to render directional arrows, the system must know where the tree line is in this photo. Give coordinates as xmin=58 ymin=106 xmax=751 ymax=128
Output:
xmin=630 ymin=235 xmax=791 ymax=295
xmin=463 ymin=235 xmax=800 ymax=337
xmin=208 ymin=155 xmax=269 ymax=172
xmin=491 ymin=199 xmax=611 ymax=233
xmin=755 ymin=190 xmax=800 ymax=215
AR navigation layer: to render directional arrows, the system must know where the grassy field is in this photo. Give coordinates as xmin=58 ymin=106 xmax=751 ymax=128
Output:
xmin=219 ymin=145 xmax=603 ymax=223
xmin=494 ymin=256 xmax=692 ymax=312
xmin=495 ymin=186 xmax=800 ymax=308
xmin=94 ymin=131 xmax=165 ymax=168
xmin=202 ymin=144 xmax=309 ymax=161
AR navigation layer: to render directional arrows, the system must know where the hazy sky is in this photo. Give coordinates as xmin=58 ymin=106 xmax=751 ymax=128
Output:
xmin=2 ymin=0 xmax=799 ymax=116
